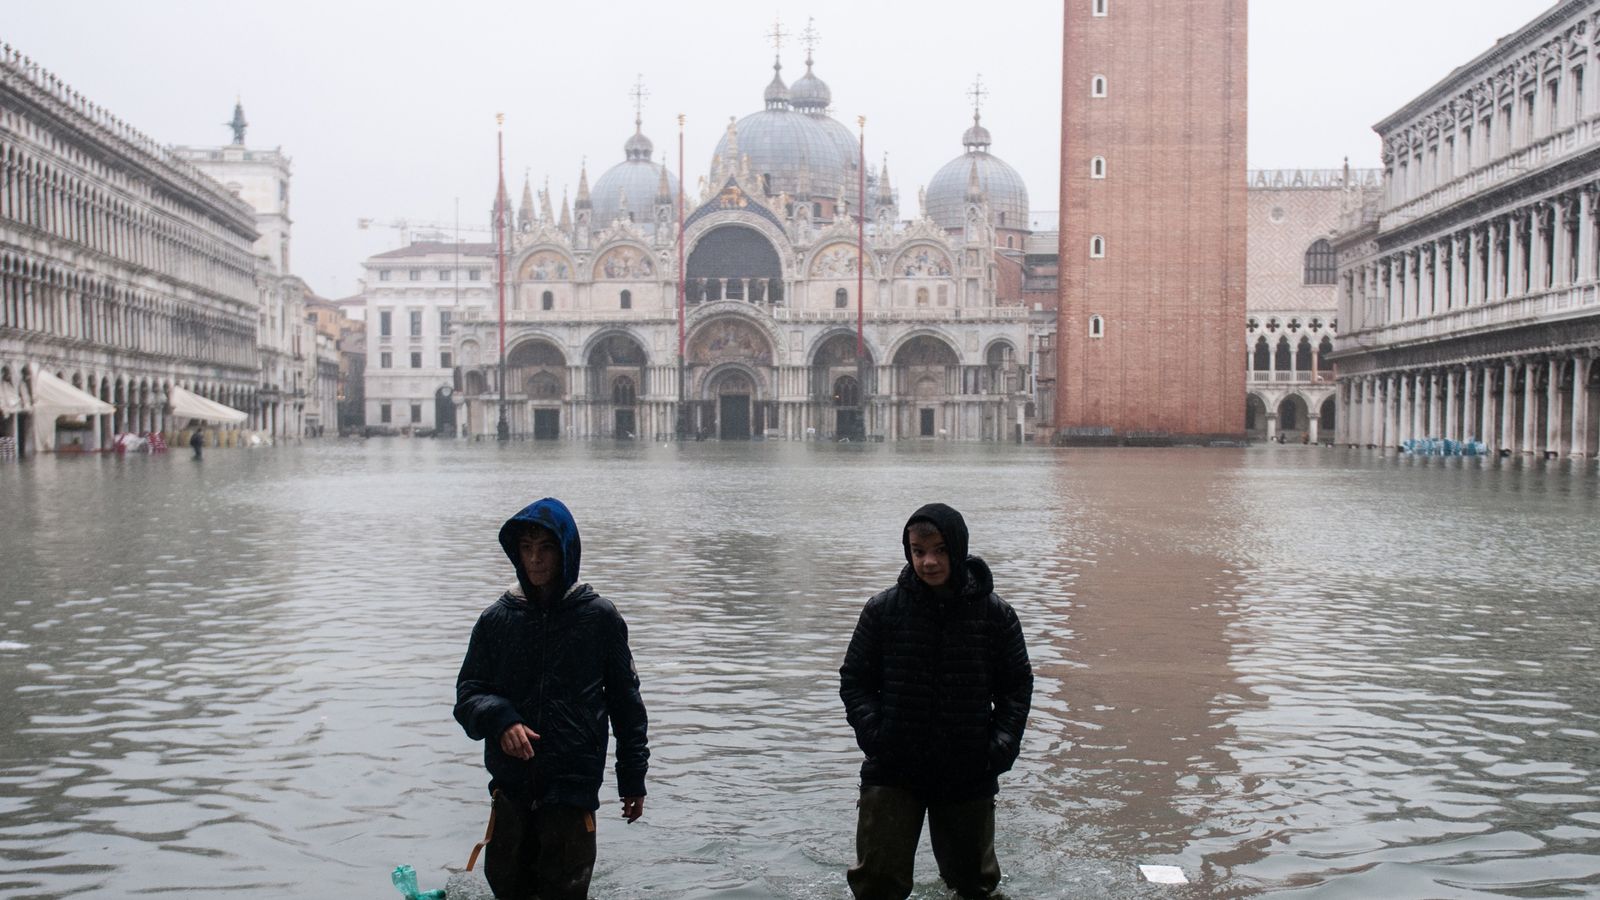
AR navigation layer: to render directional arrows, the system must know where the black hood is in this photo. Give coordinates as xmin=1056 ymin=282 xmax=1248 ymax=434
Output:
xmin=902 ymin=502 xmax=971 ymax=593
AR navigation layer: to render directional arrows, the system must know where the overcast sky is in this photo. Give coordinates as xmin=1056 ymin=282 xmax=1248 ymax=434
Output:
xmin=5 ymin=1 xmax=1550 ymax=298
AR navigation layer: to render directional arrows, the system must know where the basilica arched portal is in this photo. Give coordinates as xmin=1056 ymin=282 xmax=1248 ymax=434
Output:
xmin=586 ymin=332 xmax=649 ymax=439
xmin=811 ymin=331 xmax=875 ymax=439
xmin=687 ymin=316 xmax=774 ymax=439
xmin=893 ymin=334 xmax=960 ymax=438
xmin=507 ymin=338 xmax=567 ymax=439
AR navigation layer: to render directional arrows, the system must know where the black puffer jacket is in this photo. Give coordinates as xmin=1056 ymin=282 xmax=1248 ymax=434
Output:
xmin=839 ymin=504 xmax=1033 ymax=802
xmin=454 ymin=498 xmax=649 ymax=810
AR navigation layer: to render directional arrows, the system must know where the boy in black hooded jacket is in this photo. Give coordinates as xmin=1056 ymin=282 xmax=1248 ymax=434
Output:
xmin=455 ymin=497 xmax=649 ymax=900
xmin=839 ymin=503 xmax=1032 ymax=899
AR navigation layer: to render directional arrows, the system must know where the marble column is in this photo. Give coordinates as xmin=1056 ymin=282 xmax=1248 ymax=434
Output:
xmin=1444 ymin=371 xmax=1458 ymax=440
xmin=1502 ymin=361 xmax=1518 ymax=455
xmin=1551 ymin=200 xmax=1569 ymax=289
xmin=1522 ymin=359 xmax=1539 ymax=454
xmin=1450 ymin=234 xmax=1467 ymax=309
xmin=1401 ymin=369 xmax=1414 ymax=441
xmin=1478 ymin=366 xmax=1493 ymax=450
xmin=1509 ymin=215 xmax=1525 ymax=298
xmin=1573 ymin=355 xmax=1593 ymax=458
xmin=1580 ymin=189 xmax=1597 ymax=283
xmin=1468 ymin=228 xmax=1483 ymax=306
xmin=1548 ymin=357 xmax=1565 ymax=456
xmin=1484 ymin=219 xmax=1497 ymax=301
xmin=1462 ymin=367 xmax=1477 ymax=442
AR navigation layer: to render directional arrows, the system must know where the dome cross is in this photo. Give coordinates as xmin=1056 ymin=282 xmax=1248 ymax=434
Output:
xmin=767 ymin=15 xmax=789 ymax=57
xmin=629 ymin=74 xmax=649 ymax=131
xmin=967 ymin=74 xmax=988 ymax=120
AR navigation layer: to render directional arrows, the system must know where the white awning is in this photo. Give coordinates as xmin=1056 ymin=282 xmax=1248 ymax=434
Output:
xmin=0 ymin=380 xmax=23 ymax=416
xmin=169 ymin=385 xmax=248 ymax=424
xmin=31 ymin=370 xmax=113 ymax=416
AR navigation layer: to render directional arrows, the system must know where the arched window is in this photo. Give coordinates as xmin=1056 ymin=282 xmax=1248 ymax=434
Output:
xmin=1091 ymin=156 xmax=1106 ymax=179
xmin=1318 ymin=336 xmax=1334 ymax=370
xmin=1089 ymin=235 xmax=1105 ymax=258
xmin=916 ymin=287 xmax=929 ymax=306
xmin=1304 ymin=238 xmax=1336 ymax=284
xmin=1006 ymin=235 xmax=1014 ymax=248
xmin=620 ymin=289 xmax=632 ymax=310
xmin=1089 ymin=314 xmax=1105 ymax=338
xmin=1295 ymin=337 xmax=1312 ymax=371
xmin=612 ymin=375 xmax=636 ymax=406
xmin=1093 ymin=0 xmax=1108 ymax=14
xmin=541 ymin=290 xmax=554 ymax=311
xmin=835 ymin=288 xmax=848 ymax=309
xmin=1275 ymin=336 xmax=1291 ymax=371
xmin=1253 ymin=337 xmax=1270 ymax=371
xmin=1091 ymin=75 xmax=1108 ymax=98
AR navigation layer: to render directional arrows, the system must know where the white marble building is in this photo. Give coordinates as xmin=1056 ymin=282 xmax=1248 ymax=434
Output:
xmin=1 ymin=46 xmax=261 ymax=454
xmin=1332 ymin=0 xmax=1600 ymax=457
xmin=361 ymin=241 xmax=495 ymax=433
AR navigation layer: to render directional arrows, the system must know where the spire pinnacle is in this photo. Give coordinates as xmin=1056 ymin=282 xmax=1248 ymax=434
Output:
xmin=801 ymin=17 xmax=819 ymax=67
xmin=575 ymin=161 xmax=591 ymax=210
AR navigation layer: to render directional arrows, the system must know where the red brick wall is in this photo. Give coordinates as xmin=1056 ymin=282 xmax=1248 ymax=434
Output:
xmin=1055 ymin=0 xmax=1247 ymax=439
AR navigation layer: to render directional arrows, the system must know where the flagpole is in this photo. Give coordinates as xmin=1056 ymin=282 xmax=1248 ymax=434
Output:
xmin=856 ymin=115 xmax=867 ymax=440
xmin=495 ymin=113 xmax=510 ymax=442
xmin=676 ymin=113 xmax=687 ymax=442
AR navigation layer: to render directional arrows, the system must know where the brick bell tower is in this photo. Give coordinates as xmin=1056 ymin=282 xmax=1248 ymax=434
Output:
xmin=1054 ymin=0 xmax=1247 ymax=443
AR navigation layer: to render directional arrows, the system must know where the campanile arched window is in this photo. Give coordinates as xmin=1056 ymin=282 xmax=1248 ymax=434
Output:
xmin=1304 ymin=239 xmax=1336 ymax=285
xmin=1090 ymin=235 xmax=1106 ymax=258
xmin=1093 ymin=0 xmax=1108 ymax=15
xmin=1091 ymin=156 xmax=1106 ymax=179
xmin=1091 ymin=75 xmax=1108 ymax=98
xmin=1089 ymin=314 xmax=1105 ymax=338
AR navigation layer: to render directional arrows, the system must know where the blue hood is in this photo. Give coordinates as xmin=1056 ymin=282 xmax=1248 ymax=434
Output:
xmin=498 ymin=497 xmax=582 ymax=599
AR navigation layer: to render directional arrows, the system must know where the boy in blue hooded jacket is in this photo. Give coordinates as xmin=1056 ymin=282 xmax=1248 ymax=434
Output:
xmin=455 ymin=498 xmax=649 ymax=900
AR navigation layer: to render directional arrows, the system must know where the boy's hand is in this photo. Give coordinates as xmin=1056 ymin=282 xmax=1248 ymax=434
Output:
xmin=620 ymin=796 xmax=644 ymax=823
xmin=498 ymin=723 xmax=540 ymax=760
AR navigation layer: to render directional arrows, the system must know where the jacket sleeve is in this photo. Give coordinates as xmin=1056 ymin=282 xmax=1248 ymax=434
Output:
xmin=454 ymin=615 xmax=523 ymax=743
xmin=604 ymin=610 xmax=650 ymax=798
xmin=839 ymin=598 xmax=885 ymax=756
xmin=987 ymin=601 xmax=1032 ymax=774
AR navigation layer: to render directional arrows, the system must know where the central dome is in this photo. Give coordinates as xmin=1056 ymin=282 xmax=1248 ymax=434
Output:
xmin=711 ymin=57 xmax=855 ymax=207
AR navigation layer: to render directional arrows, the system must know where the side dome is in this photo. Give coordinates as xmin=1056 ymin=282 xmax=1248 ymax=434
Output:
xmin=592 ymin=124 xmax=680 ymax=227
xmin=924 ymin=113 xmax=1030 ymax=233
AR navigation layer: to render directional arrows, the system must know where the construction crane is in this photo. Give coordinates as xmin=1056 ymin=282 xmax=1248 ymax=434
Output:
xmin=356 ymin=217 xmax=492 ymax=246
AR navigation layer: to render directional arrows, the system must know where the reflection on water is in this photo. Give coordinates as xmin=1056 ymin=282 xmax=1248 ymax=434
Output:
xmin=0 ymin=442 xmax=1596 ymax=898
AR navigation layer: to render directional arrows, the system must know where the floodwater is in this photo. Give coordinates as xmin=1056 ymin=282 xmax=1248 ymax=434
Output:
xmin=0 ymin=440 xmax=1597 ymax=899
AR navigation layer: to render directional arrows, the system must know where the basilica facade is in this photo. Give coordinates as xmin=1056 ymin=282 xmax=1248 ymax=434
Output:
xmin=442 ymin=53 xmax=1035 ymax=441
